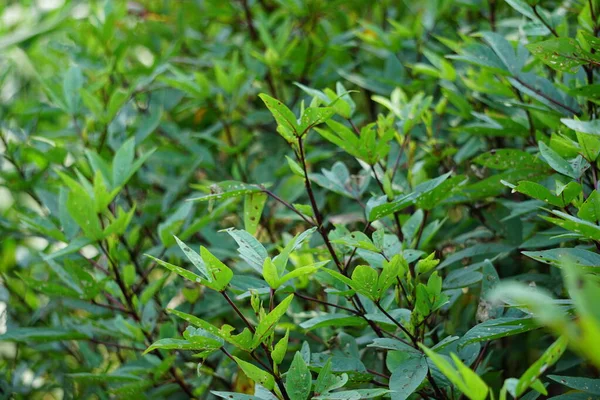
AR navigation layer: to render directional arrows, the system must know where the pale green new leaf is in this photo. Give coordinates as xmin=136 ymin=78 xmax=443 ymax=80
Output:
xmin=252 ymin=294 xmax=294 ymax=348
xmin=420 ymin=345 xmax=489 ymax=400
xmin=233 ymin=356 xmax=275 ymax=390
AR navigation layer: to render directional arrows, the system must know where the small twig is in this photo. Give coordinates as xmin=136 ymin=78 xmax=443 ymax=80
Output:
xmin=512 ymin=77 xmax=579 ymax=115
xmin=489 ymin=0 xmax=496 ymax=31
xmin=375 ymin=301 xmax=417 ymax=345
xmin=367 ymin=368 xmax=390 ymax=380
xmin=390 ymin=134 xmax=410 ymax=183
xmin=222 ymin=291 xmax=255 ymax=333
xmin=532 ymin=5 xmax=559 ymax=37
xmin=294 ymin=292 xmax=360 ymax=314
xmin=88 ymin=338 xmax=145 ymax=351
xmin=414 ymin=210 xmax=429 ymax=249
xmin=262 ymin=187 xmax=316 ymax=226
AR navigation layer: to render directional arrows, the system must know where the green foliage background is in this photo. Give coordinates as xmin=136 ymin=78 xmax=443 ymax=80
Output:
xmin=2 ymin=0 xmax=600 ymax=399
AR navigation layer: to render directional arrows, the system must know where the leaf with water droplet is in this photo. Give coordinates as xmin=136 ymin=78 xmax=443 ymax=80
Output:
xmin=243 ymin=192 xmax=267 ymax=236
xmin=286 ymin=352 xmax=312 ymax=400
xmin=389 ymin=355 xmax=428 ymax=400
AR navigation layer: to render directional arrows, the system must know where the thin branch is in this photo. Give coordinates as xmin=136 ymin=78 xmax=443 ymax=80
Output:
xmin=294 ymin=292 xmax=360 ymax=314
xmin=532 ymin=5 xmax=559 ymax=37
xmin=512 ymin=77 xmax=580 ymax=116
xmin=414 ymin=210 xmax=429 ymax=249
xmin=222 ymin=291 xmax=255 ymax=333
xmin=262 ymin=187 xmax=316 ymax=226
xmin=297 ymin=138 xmax=386 ymax=338
xmin=375 ymin=301 xmax=417 ymax=345
xmin=390 ymin=134 xmax=410 ymax=183
xmin=88 ymin=338 xmax=145 ymax=351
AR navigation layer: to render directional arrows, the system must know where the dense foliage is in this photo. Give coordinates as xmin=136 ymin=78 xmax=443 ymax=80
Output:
xmin=3 ymin=0 xmax=600 ymax=399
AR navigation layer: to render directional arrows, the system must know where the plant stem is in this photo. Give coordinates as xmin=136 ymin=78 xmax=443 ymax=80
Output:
xmin=414 ymin=210 xmax=429 ymax=249
xmin=262 ymin=187 xmax=316 ymax=225
xmin=489 ymin=0 xmax=496 ymax=31
xmin=512 ymin=77 xmax=580 ymax=116
xmin=390 ymin=133 xmax=410 ymax=183
xmin=294 ymin=292 xmax=360 ymax=314
xmin=296 ymin=137 xmax=386 ymax=338
xmin=375 ymin=301 xmax=417 ymax=345
xmin=532 ymin=5 xmax=559 ymax=37
xmin=222 ymin=291 xmax=256 ymax=333
xmin=98 ymin=242 xmax=194 ymax=398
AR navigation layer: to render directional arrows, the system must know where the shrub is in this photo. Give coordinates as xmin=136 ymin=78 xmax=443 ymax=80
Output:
xmin=2 ymin=1 xmax=600 ymax=399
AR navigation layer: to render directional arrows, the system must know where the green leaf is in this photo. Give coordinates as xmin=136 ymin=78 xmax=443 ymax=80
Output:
xmin=416 ymin=175 xmax=468 ymax=210
xmin=144 ymin=337 xmax=221 ymax=354
xmin=321 ymin=268 xmax=359 ymax=292
xmin=64 ymin=181 xmax=103 ymax=240
xmin=244 ymin=192 xmax=267 ymax=236
xmin=331 ymin=232 xmax=379 ymax=252
xmin=543 ymin=210 xmax=600 ymax=241
xmin=174 ymin=236 xmax=211 ymax=282
xmin=510 ymin=180 xmax=578 ymax=207
xmin=369 ymin=172 xmax=452 ymax=221
xmin=63 ymin=65 xmax=83 ymax=114
xmin=146 ymin=254 xmax=204 ymax=284
xmin=547 ymin=375 xmax=600 ymax=395
xmin=277 ymin=262 xmax=326 ymax=288
xmin=474 ymin=149 xmax=543 ymax=170
xmin=233 ymin=356 xmax=275 ymax=390
xmin=285 ymin=155 xmax=305 ymax=176
xmin=212 ymin=392 xmax=264 ymax=400
xmin=106 ymin=88 xmax=130 ymax=122
xmin=511 ymin=336 xmax=569 ymax=397
xmin=561 ymin=119 xmax=600 ymax=135
xmin=68 ymin=373 xmax=142 ymax=383
xmin=273 ymin=227 xmax=317 ymax=274
xmin=368 ymin=338 xmax=421 ymax=354
xmin=286 ymin=352 xmax=312 ymax=400
xmin=168 ymin=309 xmax=252 ymax=351
xmin=489 ymin=282 xmax=569 ymax=328
xmin=527 ymin=38 xmax=593 ymax=73
xmin=199 ymin=246 xmax=233 ymax=291
xmin=480 ymin=31 xmax=520 ymax=73
xmin=459 ymin=318 xmax=539 ymax=346
xmin=539 ymin=141 xmax=587 ymax=179
xmin=314 ymin=389 xmax=390 ymax=400
xmin=522 ymin=247 xmax=600 ymax=272
xmin=509 ymin=73 xmax=580 ymax=116
xmin=298 ymin=107 xmax=336 ymax=136
xmin=315 ymin=120 xmax=360 ymax=159
xmin=188 ymin=181 xmax=263 ymax=202
xmin=253 ymin=294 xmax=294 ymax=348
xmin=415 ymin=252 xmax=439 ymax=274
xmin=272 ymin=329 xmax=290 ymax=365
xmin=389 ymin=355 xmax=428 ymax=400
xmin=262 ymin=257 xmax=280 ymax=289
xmin=376 ymin=255 xmax=403 ymax=300
xmin=420 ymin=345 xmax=489 ymax=400
xmin=350 ymin=265 xmax=378 ymax=300
xmin=0 ymin=328 xmax=88 ymax=343
xmin=93 ymin=171 xmax=119 ymax=213
xmin=0 ymin=8 xmax=71 ymax=50
xmin=112 ymin=138 xmax=135 ymax=188
xmin=300 ymin=314 xmax=366 ymax=330
xmin=579 ymin=191 xmax=600 ymax=223
xmin=259 ymin=93 xmax=298 ymax=143
xmin=315 ymin=359 xmax=346 ymax=395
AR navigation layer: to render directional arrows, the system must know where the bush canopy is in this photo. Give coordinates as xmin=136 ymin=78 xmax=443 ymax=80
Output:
xmin=2 ymin=1 xmax=600 ymax=399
